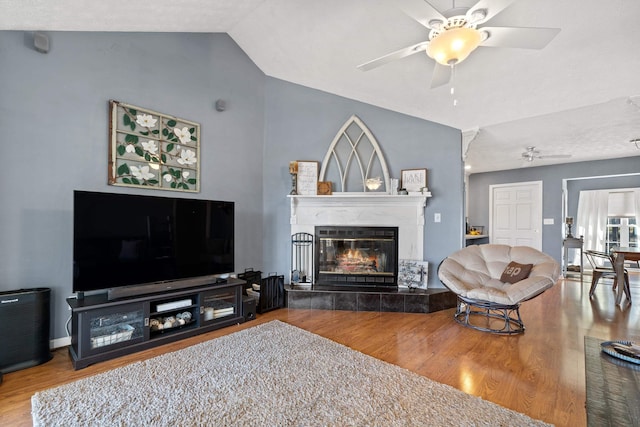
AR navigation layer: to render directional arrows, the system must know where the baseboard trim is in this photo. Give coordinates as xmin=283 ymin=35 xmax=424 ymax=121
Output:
xmin=51 ymin=336 xmax=71 ymax=349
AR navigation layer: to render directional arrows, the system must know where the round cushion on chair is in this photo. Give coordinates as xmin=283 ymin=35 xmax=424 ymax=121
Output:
xmin=438 ymin=244 xmax=560 ymax=306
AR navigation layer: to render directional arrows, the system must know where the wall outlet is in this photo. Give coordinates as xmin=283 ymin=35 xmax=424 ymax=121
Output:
xmin=434 ymin=213 xmax=441 ymax=223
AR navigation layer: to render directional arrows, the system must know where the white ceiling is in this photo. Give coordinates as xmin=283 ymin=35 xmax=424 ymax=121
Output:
xmin=3 ymin=0 xmax=640 ymax=173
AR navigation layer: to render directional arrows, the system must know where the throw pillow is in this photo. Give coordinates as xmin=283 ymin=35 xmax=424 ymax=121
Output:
xmin=500 ymin=261 xmax=533 ymax=284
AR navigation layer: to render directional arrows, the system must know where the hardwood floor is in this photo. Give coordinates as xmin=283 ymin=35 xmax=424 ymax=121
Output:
xmin=1 ymin=273 xmax=639 ymax=426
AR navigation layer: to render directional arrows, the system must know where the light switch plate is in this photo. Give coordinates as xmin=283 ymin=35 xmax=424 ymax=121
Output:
xmin=543 ymin=218 xmax=554 ymax=225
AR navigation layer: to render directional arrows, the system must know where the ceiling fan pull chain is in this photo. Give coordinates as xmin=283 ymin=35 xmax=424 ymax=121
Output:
xmin=450 ymin=63 xmax=458 ymax=106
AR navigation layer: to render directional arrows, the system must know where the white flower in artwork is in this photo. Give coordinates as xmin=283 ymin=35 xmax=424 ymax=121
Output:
xmin=141 ymin=140 xmax=158 ymax=154
xmin=174 ymin=127 xmax=192 ymax=144
xmin=130 ymin=165 xmax=155 ymax=181
xmin=177 ymin=149 xmax=197 ymax=166
xmin=182 ymin=171 xmax=190 ymax=179
xmin=163 ymin=174 xmax=173 ymax=183
xmin=136 ymin=114 xmax=157 ymax=128
xmin=125 ymin=144 xmax=135 ymax=153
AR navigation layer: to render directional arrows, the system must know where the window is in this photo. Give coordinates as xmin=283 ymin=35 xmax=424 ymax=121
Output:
xmin=605 ymin=191 xmax=638 ymax=252
xmin=605 ymin=217 xmax=637 ymax=253
xmin=577 ymin=188 xmax=639 ymax=254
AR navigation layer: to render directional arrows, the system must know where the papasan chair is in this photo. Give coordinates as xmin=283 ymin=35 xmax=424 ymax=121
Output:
xmin=437 ymin=244 xmax=560 ymax=334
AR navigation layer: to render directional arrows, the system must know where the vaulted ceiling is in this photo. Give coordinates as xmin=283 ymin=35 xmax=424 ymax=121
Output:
xmin=3 ymin=0 xmax=640 ymax=173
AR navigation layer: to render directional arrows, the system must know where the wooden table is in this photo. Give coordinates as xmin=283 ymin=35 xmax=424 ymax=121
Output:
xmin=584 ymin=336 xmax=640 ymax=426
xmin=563 ymin=236 xmax=584 ymax=282
xmin=612 ymin=247 xmax=640 ymax=305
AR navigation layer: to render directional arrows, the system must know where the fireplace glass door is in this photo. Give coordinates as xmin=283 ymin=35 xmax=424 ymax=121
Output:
xmin=315 ymin=226 xmax=398 ymax=288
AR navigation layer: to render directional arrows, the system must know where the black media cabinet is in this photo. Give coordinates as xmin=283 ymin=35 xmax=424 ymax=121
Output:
xmin=67 ymin=278 xmax=245 ymax=369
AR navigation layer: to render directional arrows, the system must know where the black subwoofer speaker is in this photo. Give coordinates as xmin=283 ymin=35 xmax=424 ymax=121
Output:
xmin=242 ymin=296 xmax=256 ymax=321
xmin=0 ymin=288 xmax=52 ymax=373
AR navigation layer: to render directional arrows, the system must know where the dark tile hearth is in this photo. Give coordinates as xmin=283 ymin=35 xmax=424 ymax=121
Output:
xmin=285 ymin=285 xmax=457 ymax=314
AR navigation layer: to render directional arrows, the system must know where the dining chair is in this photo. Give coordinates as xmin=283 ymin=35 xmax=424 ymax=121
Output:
xmin=584 ymin=250 xmax=629 ymax=298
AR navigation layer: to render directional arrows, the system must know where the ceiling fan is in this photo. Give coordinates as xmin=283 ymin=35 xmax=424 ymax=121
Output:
xmin=357 ymin=0 xmax=561 ymax=88
xmin=521 ymin=146 xmax=571 ymax=163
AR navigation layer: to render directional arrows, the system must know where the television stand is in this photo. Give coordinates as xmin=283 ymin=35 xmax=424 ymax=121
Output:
xmin=67 ymin=278 xmax=245 ymax=369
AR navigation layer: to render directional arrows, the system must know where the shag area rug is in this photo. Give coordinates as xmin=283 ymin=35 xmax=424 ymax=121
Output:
xmin=32 ymin=320 xmax=551 ymax=426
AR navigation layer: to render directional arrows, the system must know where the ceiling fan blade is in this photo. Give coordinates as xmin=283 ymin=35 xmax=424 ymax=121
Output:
xmin=357 ymin=41 xmax=428 ymax=71
xmin=430 ymin=63 xmax=451 ymax=88
xmin=479 ymin=26 xmax=561 ymax=49
xmin=399 ymin=0 xmax=446 ymax=30
xmin=466 ymin=0 xmax=516 ymax=25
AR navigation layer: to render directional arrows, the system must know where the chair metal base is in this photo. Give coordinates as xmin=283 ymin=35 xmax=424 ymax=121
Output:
xmin=588 ymin=269 xmax=629 ymax=298
xmin=454 ymin=296 xmax=525 ymax=335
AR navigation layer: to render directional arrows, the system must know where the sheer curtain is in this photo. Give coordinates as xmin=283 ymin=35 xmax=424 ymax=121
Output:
xmin=576 ymin=190 xmax=609 ymax=252
xmin=636 ymin=190 xmax=640 ymax=234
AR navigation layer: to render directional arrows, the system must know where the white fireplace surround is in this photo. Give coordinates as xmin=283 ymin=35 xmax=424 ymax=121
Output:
xmin=289 ymin=193 xmax=431 ymax=284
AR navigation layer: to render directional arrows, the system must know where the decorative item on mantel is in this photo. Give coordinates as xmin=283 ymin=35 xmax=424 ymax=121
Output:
xmin=319 ymin=115 xmax=391 ymax=193
xmin=365 ymin=177 xmax=383 ymax=191
xmin=295 ymin=161 xmax=319 ymax=195
xmin=317 ymin=181 xmax=332 ymax=195
xmin=401 ymin=169 xmax=428 ymax=195
xmin=389 ymin=178 xmax=399 ymax=195
xmin=289 ymin=161 xmax=298 ymax=195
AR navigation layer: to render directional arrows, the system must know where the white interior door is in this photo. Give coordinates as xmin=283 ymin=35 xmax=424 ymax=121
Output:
xmin=490 ymin=181 xmax=543 ymax=250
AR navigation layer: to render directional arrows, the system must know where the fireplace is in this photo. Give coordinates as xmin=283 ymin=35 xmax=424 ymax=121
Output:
xmin=289 ymin=194 xmax=430 ymax=288
xmin=315 ymin=226 xmax=398 ymax=288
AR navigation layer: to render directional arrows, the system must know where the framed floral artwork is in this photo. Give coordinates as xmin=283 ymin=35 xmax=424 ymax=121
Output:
xmin=108 ymin=100 xmax=200 ymax=192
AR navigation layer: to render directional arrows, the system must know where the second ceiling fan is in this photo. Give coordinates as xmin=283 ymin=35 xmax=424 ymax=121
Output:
xmin=358 ymin=0 xmax=560 ymax=88
xmin=521 ymin=146 xmax=571 ymax=163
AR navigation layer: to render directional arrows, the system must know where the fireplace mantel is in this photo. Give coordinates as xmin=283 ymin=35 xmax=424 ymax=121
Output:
xmin=289 ymin=193 xmax=430 ymax=210
xmin=289 ymin=193 xmax=431 ymax=224
xmin=288 ymin=193 xmax=432 ymax=285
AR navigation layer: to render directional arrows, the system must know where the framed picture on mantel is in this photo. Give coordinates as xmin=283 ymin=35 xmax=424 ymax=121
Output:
xmin=401 ymin=168 xmax=427 ymax=193
xmin=296 ymin=161 xmax=319 ymax=195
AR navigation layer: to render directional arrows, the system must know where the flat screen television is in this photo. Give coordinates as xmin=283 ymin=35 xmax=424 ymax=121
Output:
xmin=73 ymin=190 xmax=234 ymax=297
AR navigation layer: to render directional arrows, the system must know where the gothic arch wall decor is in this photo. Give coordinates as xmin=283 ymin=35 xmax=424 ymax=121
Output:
xmin=319 ymin=115 xmax=390 ymax=193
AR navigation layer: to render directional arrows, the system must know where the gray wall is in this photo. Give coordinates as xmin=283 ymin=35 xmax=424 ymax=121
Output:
xmin=2 ymin=31 xmax=465 ymax=343
xmin=0 ymin=32 xmax=265 ymax=340
xmin=468 ymin=157 xmax=640 ymax=261
xmin=566 ymin=175 xmax=640 ymax=221
xmin=262 ymin=78 xmax=464 ymax=288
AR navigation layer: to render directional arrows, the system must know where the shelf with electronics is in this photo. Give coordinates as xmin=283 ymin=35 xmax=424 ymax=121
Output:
xmin=67 ymin=278 xmax=245 ymax=369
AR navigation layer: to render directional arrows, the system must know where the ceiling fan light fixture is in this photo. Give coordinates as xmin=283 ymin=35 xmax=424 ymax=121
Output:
xmin=468 ymin=9 xmax=487 ymax=24
xmin=428 ymin=19 xmax=445 ymax=31
xmin=427 ymin=27 xmax=482 ymax=66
